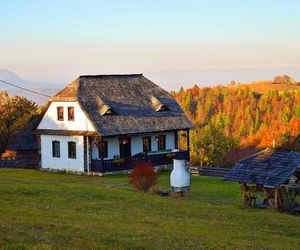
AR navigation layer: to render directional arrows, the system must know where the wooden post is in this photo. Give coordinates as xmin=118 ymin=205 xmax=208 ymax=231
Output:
xmin=83 ymin=136 xmax=87 ymax=172
xmin=174 ymin=130 xmax=179 ymax=150
xmin=274 ymin=187 xmax=279 ymax=210
xmin=86 ymin=136 xmax=90 ymax=173
xmin=100 ymin=137 xmax=105 ymax=173
xmin=36 ymin=134 xmax=41 ymax=168
xmin=88 ymin=137 xmax=92 ymax=173
xmin=242 ymin=183 xmax=247 ymax=206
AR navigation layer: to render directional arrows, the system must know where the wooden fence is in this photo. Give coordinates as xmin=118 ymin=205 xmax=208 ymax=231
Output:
xmin=190 ymin=166 xmax=231 ymax=177
xmin=0 ymin=156 xmax=38 ymax=169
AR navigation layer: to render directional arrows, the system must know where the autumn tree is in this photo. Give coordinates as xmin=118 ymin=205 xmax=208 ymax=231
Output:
xmin=191 ymin=124 xmax=235 ymax=167
xmin=0 ymin=91 xmax=38 ymax=154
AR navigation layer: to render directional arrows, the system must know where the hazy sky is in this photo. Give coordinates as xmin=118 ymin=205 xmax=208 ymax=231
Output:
xmin=1 ymin=0 xmax=300 ymax=90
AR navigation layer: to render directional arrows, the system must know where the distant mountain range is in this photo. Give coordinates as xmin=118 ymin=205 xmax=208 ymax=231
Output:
xmin=0 ymin=69 xmax=64 ymax=105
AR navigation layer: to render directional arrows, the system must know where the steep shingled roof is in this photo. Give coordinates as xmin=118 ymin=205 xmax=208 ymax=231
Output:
xmin=42 ymin=74 xmax=193 ymax=136
xmin=224 ymin=148 xmax=300 ymax=187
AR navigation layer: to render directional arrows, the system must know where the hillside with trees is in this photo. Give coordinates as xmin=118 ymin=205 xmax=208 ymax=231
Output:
xmin=173 ymin=75 xmax=300 ymax=167
xmin=229 ymin=75 xmax=300 ymax=94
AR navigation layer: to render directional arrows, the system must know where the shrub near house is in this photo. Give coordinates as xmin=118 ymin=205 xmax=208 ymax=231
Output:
xmin=129 ymin=161 xmax=159 ymax=192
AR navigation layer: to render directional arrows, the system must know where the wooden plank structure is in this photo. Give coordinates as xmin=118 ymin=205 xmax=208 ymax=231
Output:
xmin=0 ymin=156 xmax=38 ymax=168
xmin=224 ymin=148 xmax=300 ymax=213
xmin=3 ymin=116 xmax=40 ymax=168
xmin=190 ymin=167 xmax=230 ymax=177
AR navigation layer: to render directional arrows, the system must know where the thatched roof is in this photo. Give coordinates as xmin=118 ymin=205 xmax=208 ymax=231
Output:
xmin=51 ymin=78 xmax=79 ymax=102
xmin=40 ymin=74 xmax=193 ymax=136
xmin=224 ymin=148 xmax=300 ymax=187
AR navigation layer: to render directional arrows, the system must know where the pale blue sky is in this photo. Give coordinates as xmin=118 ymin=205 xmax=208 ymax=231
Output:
xmin=1 ymin=0 xmax=300 ymax=89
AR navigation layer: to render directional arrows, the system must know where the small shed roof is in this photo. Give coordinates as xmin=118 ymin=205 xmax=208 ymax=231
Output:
xmin=8 ymin=117 xmax=39 ymax=151
xmin=224 ymin=148 xmax=300 ymax=187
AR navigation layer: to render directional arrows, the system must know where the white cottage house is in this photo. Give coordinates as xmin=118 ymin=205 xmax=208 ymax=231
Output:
xmin=35 ymin=74 xmax=193 ymax=173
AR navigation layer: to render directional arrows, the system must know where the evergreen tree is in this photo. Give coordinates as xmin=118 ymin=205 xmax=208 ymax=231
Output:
xmin=184 ymin=92 xmax=193 ymax=112
xmin=254 ymin=108 xmax=260 ymax=131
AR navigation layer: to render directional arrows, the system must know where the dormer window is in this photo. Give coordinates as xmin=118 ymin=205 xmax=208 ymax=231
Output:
xmin=157 ymin=104 xmax=169 ymax=112
xmin=103 ymin=108 xmax=115 ymax=115
xmin=57 ymin=107 xmax=64 ymax=121
xmin=151 ymin=96 xmax=170 ymax=112
xmin=68 ymin=107 xmax=75 ymax=121
xmin=96 ymin=96 xmax=116 ymax=116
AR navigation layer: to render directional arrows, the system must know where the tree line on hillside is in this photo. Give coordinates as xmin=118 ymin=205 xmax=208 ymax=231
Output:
xmin=173 ymin=82 xmax=300 ymax=167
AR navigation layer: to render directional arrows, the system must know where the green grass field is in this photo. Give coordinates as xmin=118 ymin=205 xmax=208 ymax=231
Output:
xmin=1 ymin=169 xmax=300 ymax=250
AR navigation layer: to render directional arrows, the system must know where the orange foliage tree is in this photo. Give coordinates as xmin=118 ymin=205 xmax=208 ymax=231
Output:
xmin=173 ymin=83 xmax=300 ymax=166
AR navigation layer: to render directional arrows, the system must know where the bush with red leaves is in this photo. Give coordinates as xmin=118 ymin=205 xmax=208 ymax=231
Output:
xmin=129 ymin=161 xmax=159 ymax=192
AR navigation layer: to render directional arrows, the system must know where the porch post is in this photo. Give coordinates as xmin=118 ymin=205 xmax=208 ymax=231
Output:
xmin=186 ymin=129 xmax=190 ymax=161
xmin=100 ymin=137 xmax=105 ymax=173
xmin=86 ymin=137 xmax=90 ymax=173
xmin=83 ymin=136 xmax=87 ymax=172
xmin=36 ymin=134 xmax=41 ymax=168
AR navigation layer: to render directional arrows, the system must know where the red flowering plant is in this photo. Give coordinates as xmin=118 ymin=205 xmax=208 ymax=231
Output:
xmin=129 ymin=161 xmax=159 ymax=192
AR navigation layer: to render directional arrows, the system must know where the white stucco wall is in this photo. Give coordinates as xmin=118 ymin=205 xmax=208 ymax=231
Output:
xmin=131 ymin=135 xmax=144 ymax=155
xmin=89 ymin=132 xmax=176 ymax=160
xmin=37 ymin=101 xmax=96 ymax=131
xmin=166 ymin=132 xmax=175 ymax=150
xmin=91 ymin=137 xmax=119 ymax=160
xmin=107 ymin=137 xmax=120 ymax=159
xmin=40 ymin=135 xmax=85 ymax=171
xmin=131 ymin=132 xmax=176 ymax=156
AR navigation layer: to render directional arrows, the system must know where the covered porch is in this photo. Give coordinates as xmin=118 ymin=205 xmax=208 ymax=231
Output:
xmin=85 ymin=130 xmax=190 ymax=173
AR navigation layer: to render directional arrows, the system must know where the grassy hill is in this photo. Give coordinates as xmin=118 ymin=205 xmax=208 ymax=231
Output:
xmin=1 ymin=169 xmax=300 ymax=249
xmin=229 ymin=80 xmax=300 ymax=94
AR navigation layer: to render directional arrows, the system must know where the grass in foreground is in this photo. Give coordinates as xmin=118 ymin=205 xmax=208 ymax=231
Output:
xmin=0 ymin=169 xmax=300 ymax=249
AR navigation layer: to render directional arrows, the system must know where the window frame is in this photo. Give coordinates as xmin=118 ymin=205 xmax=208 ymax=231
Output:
xmin=157 ymin=135 xmax=166 ymax=151
xmin=142 ymin=136 xmax=152 ymax=152
xmin=68 ymin=141 xmax=76 ymax=159
xmin=52 ymin=140 xmax=60 ymax=158
xmin=67 ymin=106 xmax=75 ymax=121
xmin=98 ymin=141 xmax=108 ymax=159
xmin=57 ymin=106 xmax=64 ymax=121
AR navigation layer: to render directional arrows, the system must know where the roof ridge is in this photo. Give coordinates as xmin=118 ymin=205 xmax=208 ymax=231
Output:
xmin=79 ymin=74 xmax=143 ymax=78
xmin=238 ymin=148 xmax=269 ymax=163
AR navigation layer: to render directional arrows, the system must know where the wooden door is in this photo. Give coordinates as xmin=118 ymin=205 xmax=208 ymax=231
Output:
xmin=119 ymin=137 xmax=131 ymax=158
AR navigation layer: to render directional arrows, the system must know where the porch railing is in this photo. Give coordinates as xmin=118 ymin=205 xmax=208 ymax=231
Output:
xmin=90 ymin=150 xmax=188 ymax=173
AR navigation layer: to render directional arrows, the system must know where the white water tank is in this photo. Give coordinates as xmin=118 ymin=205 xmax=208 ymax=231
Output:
xmin=170 ymin=159 xmax=190 ymax=192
